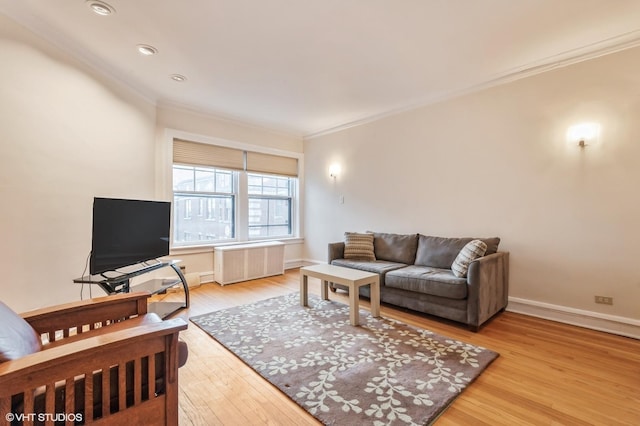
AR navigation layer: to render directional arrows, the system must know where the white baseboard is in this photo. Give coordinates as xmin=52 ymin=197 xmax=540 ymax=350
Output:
xmin=285 ymin=259 xmax=321 ymax=269
xmin=284 ymin=259 xmax=305 ymax=270
xmin=507 ymin=297 xmax=640 ymax=339
xmin=248 ymin=259 xmax=640 ymax=340
xmin=199 ymin=271 xmax=214 ymax=284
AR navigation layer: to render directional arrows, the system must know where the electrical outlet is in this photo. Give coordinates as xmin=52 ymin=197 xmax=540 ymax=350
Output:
xmin=594 ymin=296 xmax=613 ymax=305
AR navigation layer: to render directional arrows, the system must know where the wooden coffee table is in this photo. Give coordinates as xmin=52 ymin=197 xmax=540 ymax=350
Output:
xmin=300 ymin=264 xmax=380 ymax=326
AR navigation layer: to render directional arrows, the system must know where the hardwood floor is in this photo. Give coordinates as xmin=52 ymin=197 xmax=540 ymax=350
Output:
xmin=160 ymin=269 xmax=640 ymax=425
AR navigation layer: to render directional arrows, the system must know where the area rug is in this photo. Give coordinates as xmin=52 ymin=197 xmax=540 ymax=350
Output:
xmin=190 ymin=293 xmax=498 ymax=425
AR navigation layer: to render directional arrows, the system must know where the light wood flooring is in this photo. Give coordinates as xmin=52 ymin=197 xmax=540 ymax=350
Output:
xmin=158 ymin=269 xmax=640 ymax=425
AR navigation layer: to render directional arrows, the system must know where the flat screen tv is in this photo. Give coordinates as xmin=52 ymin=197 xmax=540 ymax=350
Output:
xmin=90 ymin=197 xmax=171 ymax=275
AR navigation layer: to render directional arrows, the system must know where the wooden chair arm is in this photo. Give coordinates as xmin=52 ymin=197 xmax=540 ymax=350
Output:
xmin=21 ymin=292 xmax=151 ymax=340
xmin=0 ymin=318 xmax=187 ymax=389
xmin=2 ymin=297 xmax=186 ymax=425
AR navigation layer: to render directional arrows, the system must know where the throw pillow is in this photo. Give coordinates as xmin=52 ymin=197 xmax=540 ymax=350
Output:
xmin=343 ymin=232 xmax=376 ymax=261
xmin=451 ymin=239 xmax=487 ymax=278
xmin=0 ymin=301 xmax=42 ymax=362
xmin=415 ymin=235 xmax=500 ymax=268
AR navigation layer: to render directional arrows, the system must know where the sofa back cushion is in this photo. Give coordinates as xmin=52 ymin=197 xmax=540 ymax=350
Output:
xmin=0 ymin=301 xmax=42 ymax=362
xmin=371 ymin=232 xmax=419 ymax=265
xmin=415 ymin=235 xmax=500 ymax=268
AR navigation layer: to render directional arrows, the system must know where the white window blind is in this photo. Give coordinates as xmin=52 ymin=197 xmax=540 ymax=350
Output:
xmin=173 ymin=139 xmax=298 ymax=177
xmin=246 ymin=151 xmax=298 ymax=177
xmin=173 ymin=139 xmax=244 ymax=170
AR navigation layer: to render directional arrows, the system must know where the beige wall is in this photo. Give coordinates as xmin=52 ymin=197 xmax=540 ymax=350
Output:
xmin=303 ymin=47 xmax=640 ymax=324
xmin=0 ymin=14 xmax=157 ymax=312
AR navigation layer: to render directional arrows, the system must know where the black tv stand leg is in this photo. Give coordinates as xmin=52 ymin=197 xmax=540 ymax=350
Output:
xmin=170 ymin=262 xmax=190 ymax=308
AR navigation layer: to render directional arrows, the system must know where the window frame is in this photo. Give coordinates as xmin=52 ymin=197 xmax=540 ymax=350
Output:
xmin=167 ymin=132 xmax=303 ymax=249
xmin=247 ymin=172 xmax=295 ymax=240
xmin=169 ymin=159 xmax=301 ymax=250
xmin=172 ymin=164 xmax=238 ymax=247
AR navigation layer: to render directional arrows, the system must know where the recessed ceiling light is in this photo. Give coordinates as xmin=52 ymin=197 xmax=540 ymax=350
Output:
xmin=86 ymin=0 xmax=115 ymax=16
xmin=170 ymin=74 xmax=187 ymax=82
xmin=137 ymin=44 xmax=158 ymax=56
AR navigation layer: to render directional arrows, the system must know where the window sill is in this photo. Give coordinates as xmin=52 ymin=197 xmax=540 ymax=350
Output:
xmin=170 ymin=237 xmax=304 ymax=255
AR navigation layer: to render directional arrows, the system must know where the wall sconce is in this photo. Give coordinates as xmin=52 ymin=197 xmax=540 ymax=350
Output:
xmin=567 ymin=122 xmax=601 ymax=148
xmin=329 ymin=164 xmax=341 ymax=179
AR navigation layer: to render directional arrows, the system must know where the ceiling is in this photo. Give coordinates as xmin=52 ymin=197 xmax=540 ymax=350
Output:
xmin=2 ymin=0 xmax=640 ymax=137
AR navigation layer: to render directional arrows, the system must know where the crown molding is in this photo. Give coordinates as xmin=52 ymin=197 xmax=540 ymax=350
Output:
xmin=304 ymin=29 xmax=640 ymax=140
xmin=157 ymin=99 xmax=304 ymax=140
xmin=0 ymin=6 xmax=158 ymax=107
xmin=4 ymin=3 xmax=640 ymax=141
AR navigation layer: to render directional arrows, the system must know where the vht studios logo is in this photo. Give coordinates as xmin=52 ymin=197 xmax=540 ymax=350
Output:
xmin=6 ymin=413 xmax=83 ymax=423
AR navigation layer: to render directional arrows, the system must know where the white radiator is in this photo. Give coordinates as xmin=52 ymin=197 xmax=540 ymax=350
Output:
xmin=214 ymin=241 xmax=285 ymax=285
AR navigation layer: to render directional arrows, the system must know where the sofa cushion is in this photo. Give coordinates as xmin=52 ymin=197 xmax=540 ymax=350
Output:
xmin=371 ymin=232 xmax=419 ymax=264
xmin=343 ymin=232 xmax=376 ymax=261
xmin=331 ymin=259 xmax=405 ymax=286
xmin=451 ymin=240 xmax=487 ymax=278
xmin=415 ymin=235 xmax=500 ymax=268
xmin=0 ymin=301 xmax=42 ymax=362
xmin=385 ymin=266 xmax=468 ymax=299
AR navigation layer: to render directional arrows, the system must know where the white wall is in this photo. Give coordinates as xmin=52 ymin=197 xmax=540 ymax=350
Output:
xmin=0 ymin=15 xmax=157 ymax=312
xmin=0 ymin=15 xmax=306 ymax=313
xmin=303 ymin=47 xmax=640 ymax=327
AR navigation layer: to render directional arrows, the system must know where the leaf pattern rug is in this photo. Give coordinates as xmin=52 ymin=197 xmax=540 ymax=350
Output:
xmin=190 ymin=293 xmax=498 ymax=425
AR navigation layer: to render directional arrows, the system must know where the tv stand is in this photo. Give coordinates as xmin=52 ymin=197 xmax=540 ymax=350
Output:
xmin=73 ymin=260 xmax=190 ymax=319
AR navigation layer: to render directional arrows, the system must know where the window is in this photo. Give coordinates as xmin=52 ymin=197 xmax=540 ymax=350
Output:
xmin=248 ymin=173 xmax=293 ymax=238
xmin=171 ymin=138 xmax=300 ymax=247
xmin=172 ymin=165 xmax=236 ymax=245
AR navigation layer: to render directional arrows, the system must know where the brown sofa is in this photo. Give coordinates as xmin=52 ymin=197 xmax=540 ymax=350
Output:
xmin=328 ymin=232 xmax=509 ymax=330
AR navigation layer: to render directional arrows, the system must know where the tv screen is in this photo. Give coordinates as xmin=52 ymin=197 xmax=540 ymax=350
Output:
xmin=90 ymin=197 xmax=171 ymax=275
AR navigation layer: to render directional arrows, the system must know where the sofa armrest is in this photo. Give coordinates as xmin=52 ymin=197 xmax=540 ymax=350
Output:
xmin=466 ymin=251 xmax=509 ymax=328
xmin=328 ymin=242 xmax=345 ymax=263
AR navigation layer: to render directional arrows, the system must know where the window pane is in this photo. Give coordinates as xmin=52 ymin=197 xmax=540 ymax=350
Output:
xmin=216 ymin=171 xmax=233 ymax=193
xmin=263 ymin=186 xmax=277 ymax=195
xmin=248 ymin=185 xmax=262 ymax=195
xmin=247 ymin=175 xmax=262 ymax=187
xmin=173 ymin=194 xmax=235 ymax=244
xmin=173 ymin=164 xmax=237 ymax=245
xmin=248 ymin=197 xmax=291 ymax=237
xmin=269 ymin=199 xmax=290 ymax=225
xmin=173 ymin=166 xmax=194 ymax=191
xmin=195 ymin=168 xmax=215 ymax=192
xmin=277 ymin=187 xmax=289 ymax=196
xmin=247 ymin=173 xmax=293 ymax=197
